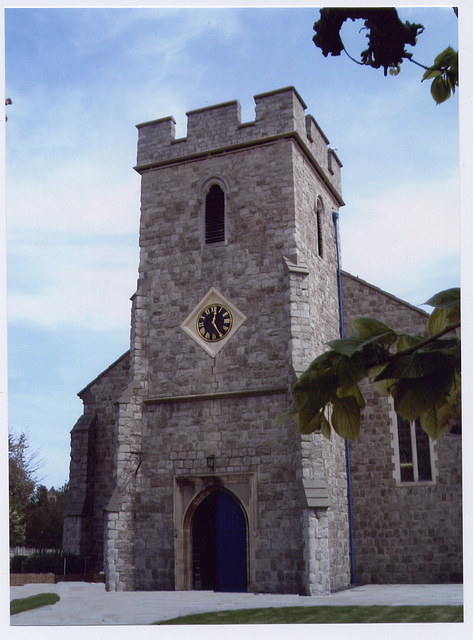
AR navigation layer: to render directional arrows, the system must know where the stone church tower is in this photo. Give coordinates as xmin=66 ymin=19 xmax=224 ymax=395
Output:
xmin=63 ymin=86 xmax=350 ymax=594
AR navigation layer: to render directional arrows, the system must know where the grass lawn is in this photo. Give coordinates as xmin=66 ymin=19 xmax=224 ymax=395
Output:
xmin=10 ymin=593 xmax=60 ymax=616
xmin=156 ymin=605 xmax=463 ymax=625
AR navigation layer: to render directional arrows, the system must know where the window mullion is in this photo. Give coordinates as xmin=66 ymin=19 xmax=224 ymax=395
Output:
xmin=410 ymin=422 xmax=419 ymax=482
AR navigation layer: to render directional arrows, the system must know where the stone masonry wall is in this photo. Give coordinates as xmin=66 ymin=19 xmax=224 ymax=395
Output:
xmin=134 ymin=391 xmax=309 ymax=594
xmin=63 ymin=352 xmax=131 ymax=571
xmin=341 ymin=273 xmax=462 ymax=584
xmin=290 ymin=142 xmax=351 ymax=593
xmin=63 ymin=416 xmax=94 ymax=557
xmin=136 ymin=140 xmax=296 ymax=399
xmin=104 ymin=387 xmax=143 ymax=591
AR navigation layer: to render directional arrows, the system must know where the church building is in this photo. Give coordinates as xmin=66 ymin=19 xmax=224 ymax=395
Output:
xmin=63 ymin=87 xmax=462 ymax=593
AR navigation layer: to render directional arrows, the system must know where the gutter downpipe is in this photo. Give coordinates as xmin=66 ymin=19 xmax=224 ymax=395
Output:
xmin=332 ymin=209 xmax=356 ymax=586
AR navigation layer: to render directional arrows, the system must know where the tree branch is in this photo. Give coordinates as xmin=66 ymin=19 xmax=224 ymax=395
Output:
xmin=370 ymin=321 xmax=461 ymax=370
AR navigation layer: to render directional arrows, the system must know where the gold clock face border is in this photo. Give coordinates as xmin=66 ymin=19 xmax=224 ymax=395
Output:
xmin=196 ymin=304 xmax=233 ymax=342
xmin=180 ymin=287 xmax=246 ymax=357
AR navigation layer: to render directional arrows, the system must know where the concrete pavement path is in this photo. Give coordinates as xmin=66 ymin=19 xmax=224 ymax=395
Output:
xmin=10 ymin=582 xmax=463 ymax=626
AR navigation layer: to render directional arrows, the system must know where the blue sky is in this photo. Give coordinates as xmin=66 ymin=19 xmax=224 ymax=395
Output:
xmin=2 ymin=3 xmax=464 ymax=489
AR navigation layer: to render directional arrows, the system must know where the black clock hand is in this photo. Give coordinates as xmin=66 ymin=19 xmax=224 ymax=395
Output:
xmin=211 ymin=312 xmax=222 ymax=337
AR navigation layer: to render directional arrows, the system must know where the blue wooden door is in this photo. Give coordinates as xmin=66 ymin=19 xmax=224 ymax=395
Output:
xmin=216 ymin=491 xmax=247 ymax=592
xmin=192 ymin=490 xmax=247 ymax=592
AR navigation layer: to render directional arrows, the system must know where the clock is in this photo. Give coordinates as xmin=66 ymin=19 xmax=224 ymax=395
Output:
xmin=197 ymin=304 xmax=233 ymax=342
xmin=181 ymin=287 xmax=246 ymax=357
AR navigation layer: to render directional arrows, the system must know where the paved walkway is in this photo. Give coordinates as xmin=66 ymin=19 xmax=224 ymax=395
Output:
xmin=10 ymin=582 xmax=463 ymax=626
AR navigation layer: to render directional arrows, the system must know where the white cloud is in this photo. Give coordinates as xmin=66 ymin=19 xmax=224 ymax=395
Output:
xmin=340 ymin=174 xmax=460 ymax=303
xmin=8 ymin=153 xmax=140 ymax=236
xmin=8 ymin=235 xmax=138 ymax=330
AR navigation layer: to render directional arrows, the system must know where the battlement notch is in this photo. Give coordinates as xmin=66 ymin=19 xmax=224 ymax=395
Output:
xmin=134 ymin=87 xmax=342 ymax=201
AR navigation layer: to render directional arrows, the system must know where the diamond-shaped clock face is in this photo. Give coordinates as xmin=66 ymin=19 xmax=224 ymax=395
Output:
xmin=181 ymin=288 xmax=246 ymax=356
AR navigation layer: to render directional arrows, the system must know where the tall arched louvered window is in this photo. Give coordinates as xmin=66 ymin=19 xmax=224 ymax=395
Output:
xmin=316 ymin=197 xmax=324 ymax=257
xmin=205 ymin=184 xmax=225 ymax=244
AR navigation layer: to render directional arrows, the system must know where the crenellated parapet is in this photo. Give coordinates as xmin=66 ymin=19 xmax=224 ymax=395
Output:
xmin=135 ymin=86 xmax=342 ymax=202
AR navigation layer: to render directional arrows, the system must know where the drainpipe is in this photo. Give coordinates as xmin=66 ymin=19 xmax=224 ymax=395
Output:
xmin=332 ymin=210 xmax=356 ymax=586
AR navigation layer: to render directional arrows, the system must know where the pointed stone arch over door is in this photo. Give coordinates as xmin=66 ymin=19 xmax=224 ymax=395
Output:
xmin=192 ymin=489 xmax=248 ymax=592
xmin=174 ymin=473 xmax=257 ymax=591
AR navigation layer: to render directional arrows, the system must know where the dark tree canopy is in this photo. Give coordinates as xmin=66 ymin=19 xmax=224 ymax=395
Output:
xmin=313 ymin=8 xmax=458 ymax=104
xmin=313 ymin=7 xmax=424 ymax=75
xmin=24 ymin=484 xmax=69 ymax=551
xmin=9 ymin=432 xmax=38 ymax=506
xmin=9 ymin=432 xmax=42 ymax=546
xmin=9 ymin=431 xmax=67 ymax=550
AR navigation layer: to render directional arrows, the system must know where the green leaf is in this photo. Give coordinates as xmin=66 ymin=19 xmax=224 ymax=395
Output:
xmin=422 ymin=67 xmax=441 ymax=81
xmin=298 ymin=408 xmax=325 ymax=435
xmin=294 ymin=367 xmax=339 ymax=407
xmin=428 ymin=305 xmax=460 ymax=336
xmin=424 ymin=288 xmax=460 ymax=309
xmin=420 ymin=403 xmax=453 ymax=440
xmin=446 ymin=70 xmax=457 ymax=92
xmin=431 ymin=75 xmax=452 ymax=104
xmin=427 ymin=308 xmax=447 ymax=336
xmin=352 ymin=317 xmax=397 ymax=345
xmin=294 ymin=389 xmax=308 ymax=410
xmin=320 ymin=412 xmax=332 ymax=439
xmin=327 ymin=337 xmax=364 ymax=357
xmin=433 ymin=46 xmax=457 ymax=69
xmin=392 ymin=362 xmax=455 ymax=422
xmin=336 ymin=384 xmax=366 ymax=410
xmin=423 ymin=48 xmax=458 ymax=101
xmin=370 ymin=364 xmax=396 ymax=395
xmin=397 ymin=334 xmax=424 ymax=352
xmin=294 ymin=383 xmax=331 ymax=435
xmin=336 ymin=352 xmax=367 ymax=393
xmin=417 ymin=337 xmax=459 ymax=354
xmin=420 ymin=394 xmax=459 ymax=441
xmin=294 ymin=368 xmax=319 ymax=393
xmin=393 ymin=380 xmax=432 ymax=422
xmin=376 ymin=350 xmax=455 ymax=382
xmin=331 ymin=395 xmax=361 ymax=441
xmin=309 ymin=349 xmax=341 ymax=368
xmin=327 ymin=332 xmax=394 ymax=360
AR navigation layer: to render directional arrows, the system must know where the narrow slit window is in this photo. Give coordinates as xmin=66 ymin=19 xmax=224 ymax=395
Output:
xmin=316 ymin=198 xmax=324 ymax=257
xmin=205 ymin=184 xmax=225 ymax=244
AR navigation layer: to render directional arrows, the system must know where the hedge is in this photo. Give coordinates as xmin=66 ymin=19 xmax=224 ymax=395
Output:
xmin=11 ymin=552 xmax=94 ymax=575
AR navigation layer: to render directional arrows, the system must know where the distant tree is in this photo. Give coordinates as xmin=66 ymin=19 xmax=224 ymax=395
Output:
xmin=282 ymin=289 xmax=460 ymax=442
xmin=9 ymin=431 xmax=43 ymax=546
xmin=24 ymin=483 xmax=69 ymax=551
xmin=313 ymin=7 xmax=458 ymax=104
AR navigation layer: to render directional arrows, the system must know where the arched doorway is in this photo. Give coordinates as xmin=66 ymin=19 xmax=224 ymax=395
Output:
xmin=192 ymin=489 xmax=248 ymax=592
